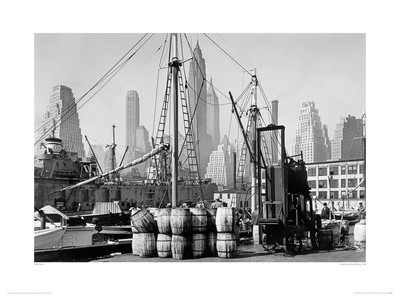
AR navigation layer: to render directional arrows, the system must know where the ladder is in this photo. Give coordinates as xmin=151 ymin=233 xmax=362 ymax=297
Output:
xmin=237 ymin=113 xmax=273 ymax=184
xmin=237 ymin=117 xmax=252 ymax=183
xmin=149 ymin=68 xmax=172 ymax=181
xmin=178 ymin=70 xmax=205 ymax=202
xmin=178 ymin=69 xmax=201 ymax=183
xmin=257 ymin=118 xmax=273 ymax=167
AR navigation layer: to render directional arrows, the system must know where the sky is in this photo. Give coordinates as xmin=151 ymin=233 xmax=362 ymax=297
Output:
xmin=34 ymin=33 xmax=365 ymax=159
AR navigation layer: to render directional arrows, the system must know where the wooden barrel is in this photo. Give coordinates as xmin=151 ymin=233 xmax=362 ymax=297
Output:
xmin=216 ymin=207 xmax=236 ymax=233
xmin=157 ymin=208 xmax=172 ymax=234
xmin=171 ymin=234 xmax=192 ymax=260
xmin=216 ymin=232 xmax=237 ymax=258
xmin=131 ymin=208 xmax=157 ymax=233
xmin=207 ymin=231 xmax=218 ymax=257
xmin=138 ymin=232 xmax=157 ymax=258
xmin=171 ymin=208 xmax=192 ymax=235
xmin=192 ymin=233 xmax=206 ymax=258
xmin=190 ymin=208 xmax=207 ymax=233
xmin=354 ymin=219 xmax=366 ymax=242
xmin=322 ymin=221 xmax=341 ymax=245
xmin=318 ymin=229 xmax=333 ymax=250
xmin=157 ymin=233 xmax=172 ymax=258
xmin=206 ymin=209 xmax=217 ymax=232
xmin=132 ymin=232 xmax=139 ymax=256
xmin=253 ymin=225 xmax=259 ymax=244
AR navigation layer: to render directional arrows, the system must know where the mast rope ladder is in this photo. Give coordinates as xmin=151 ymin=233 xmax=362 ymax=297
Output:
xmin=149 ymin=68 xmax=173 ymax=181
xmin=177 ymin=69 xmax=201 ymax=183
xmin=237 ymin=116 xmax=252 ymax=183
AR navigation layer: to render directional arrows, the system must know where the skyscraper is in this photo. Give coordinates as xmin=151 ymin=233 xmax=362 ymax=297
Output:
xmin=322 ymin=125 xmax=332 ymax=161
xmin=291 ymin=101 xmax=329 ymax=163
xmin=188 ymin=41 xmax=213 ymax=177
xmin=35 ymin=85 xmax=85 ymax=159
xmin=331 ymin=115 xmax=363 ymax=161
xmin=206 ymin=77 xmax=220 ymax=148
xmin=205 ymin=135 xmax=250 ymax=188
xmin=135 ymin=125 xmax=151 ymax=153
xmin=126 ymin=90 xmax=140 ymax=152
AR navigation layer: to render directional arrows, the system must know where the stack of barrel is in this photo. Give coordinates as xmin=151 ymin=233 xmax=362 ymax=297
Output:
xmin=190 ymin=208 xmax=207 ymax=258
xmin=215 ymin=207 xmax=237 ymax=258
xmin=156 ymin=208 xmax=173 ymax=258
xmin=130 ymin=208 xmax=158 ymax=258
xmin=170 ymin=208 xmax=192 ymax=260
xmin=206 ymin=208 xmax=218 ymax=257
xmin=130 ymin=206 xmax=238 ymax=260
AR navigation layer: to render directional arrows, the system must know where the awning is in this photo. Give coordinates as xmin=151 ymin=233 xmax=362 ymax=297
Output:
xmin=34 ymin=205 xmax=69 ymax=220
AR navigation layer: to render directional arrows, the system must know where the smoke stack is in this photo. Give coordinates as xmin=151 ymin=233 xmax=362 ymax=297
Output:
xmin=272 ymin=100 xmax=278 ymax=124
xmin=233 ymin=151 xmax=237 ymax=190
xmin=271 ymin=100 xmax=279 ymax=164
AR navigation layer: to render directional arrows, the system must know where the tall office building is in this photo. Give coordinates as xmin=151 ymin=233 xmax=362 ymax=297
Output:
xmin=322 ymin=125 xmax=332 ymax=161
xmin=205 ymin=136 xmax=249 ymax=188
xmin=291 ymin=101 xmax=329 ymax=163
xmin=126 ymin=90 xmax=140 ymax=153
xmin=206 ymin=77 xmax=220 ymax=148
xmin=188 ymin=41 xmax=213 ymax=177
xmin=136 ymin=125 xmax=151 ymax=153
xmin=35 ymin=85 xmax=85 ymax=159
xmin=331 ymin=115 xmax=363 ymax=161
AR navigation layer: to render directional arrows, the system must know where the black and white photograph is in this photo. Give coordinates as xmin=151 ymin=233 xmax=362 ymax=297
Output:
xmin=33 ymin=32 xmax=366 ymax=263
xmin=2 ymin=0 xmax=398 ymax=299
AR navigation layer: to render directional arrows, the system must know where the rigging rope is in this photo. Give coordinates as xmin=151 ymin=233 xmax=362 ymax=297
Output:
xmin=203 ymin=33 xmax=252 ymax=77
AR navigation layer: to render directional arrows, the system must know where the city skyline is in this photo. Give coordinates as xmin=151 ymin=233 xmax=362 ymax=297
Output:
xmin=34 ymin=33 xmax=365 ymax=158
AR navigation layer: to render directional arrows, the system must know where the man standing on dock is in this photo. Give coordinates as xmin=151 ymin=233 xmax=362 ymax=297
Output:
xmin=321 ymin=203 xmax=332 ymax=219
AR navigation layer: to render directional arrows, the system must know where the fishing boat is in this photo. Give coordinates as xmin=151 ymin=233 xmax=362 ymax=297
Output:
xmin=34 ymin=227 xmax=66 ymax=250
xmin=34 ymin=204 xmax=132 ymax=261
xmin=333 ymin=209 xmax=359 ymax=222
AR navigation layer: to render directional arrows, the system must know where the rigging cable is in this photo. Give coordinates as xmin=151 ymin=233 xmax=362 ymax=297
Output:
xmin=152 ymin=33 xmax=169 ymax=140
xmin=203 ymin=33 xmax=252 ymax=77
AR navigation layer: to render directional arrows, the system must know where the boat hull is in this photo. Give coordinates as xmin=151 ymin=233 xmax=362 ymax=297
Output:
xmin=34 ymin=227 xmax=66 ymax=250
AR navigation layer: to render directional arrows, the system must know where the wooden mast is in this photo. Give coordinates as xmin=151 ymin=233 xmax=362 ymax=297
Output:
xmin=171 ymin=33 xmax=180 ymax=208
xmin=250 ymin=69 xmax=258 ymax=213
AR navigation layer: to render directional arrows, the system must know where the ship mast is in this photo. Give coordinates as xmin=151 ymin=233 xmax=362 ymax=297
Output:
xmin=250 ymin=69 xmax=259 ymax=213
xmin=171 ymin=33 xmax=180 ymax=208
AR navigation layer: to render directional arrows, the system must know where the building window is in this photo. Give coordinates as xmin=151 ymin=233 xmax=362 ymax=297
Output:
xmin=341 ymin=179 xmax=346 ymax=188
xmin=330 ymin=179 xmax=339 ymax=188
xmin=348 ymin=191 xmax=357 ymax=198
xmin=359 ymin=164 xmax=365 ymax=174
xmin=329 ymin=166 xmax=339 ymax=175
xmin=341 ymin=166 xmax=347 ymax=175
xmin=318 ymin=167 xmax=327 ymax=176
xmin=348 ymin=178 xmax=357 ymax=187
xmin=318 ymin=180 xmax=327 ymax=188
xmin=330 ymin=191 xmax=339 ymax=199
xmin=318 ymin=191 xmax=327 ymax=199
xmin=308 ymin=180 xmax=316 ymax=188
xmin=348 ymin=165 xmax=357 ymax=174
xmin=308 ymin=168 xmax=316 ymax=176
xmin=360 ymin=190 xmax=365 ymax=198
